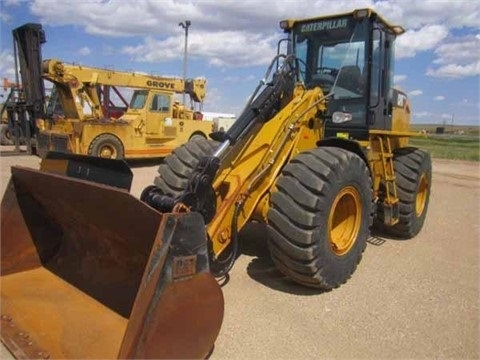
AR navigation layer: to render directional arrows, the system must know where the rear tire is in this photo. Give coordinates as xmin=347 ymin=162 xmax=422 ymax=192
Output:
xmin=88 ymin=134 xmax=124 ymax=159
xmin=382 ymin=147 xmax=432 ymax=238
xmin=267 ymin=147 xmax=373 ymax=290
xmin=154 ymin=135 xmax=219 ymax=197
xmin=0 ymin=124 xmax=13 ymax=145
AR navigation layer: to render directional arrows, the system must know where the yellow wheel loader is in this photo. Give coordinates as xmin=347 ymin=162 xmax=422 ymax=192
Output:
xmin=1 ymin=9 xmax=431 ymax=358
xmin=147 ymin=8 xmax=432 ymax=285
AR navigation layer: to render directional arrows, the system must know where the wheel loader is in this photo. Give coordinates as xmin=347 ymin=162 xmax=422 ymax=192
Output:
xmin=1 ymin=9 xmax=431 ymax=359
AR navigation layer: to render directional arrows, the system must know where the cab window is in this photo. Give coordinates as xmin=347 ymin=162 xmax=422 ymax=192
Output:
xmin=129 ymin=90 xmax=148 ymax=109
xmin=150 ymin=94 xmax=171 ymax=112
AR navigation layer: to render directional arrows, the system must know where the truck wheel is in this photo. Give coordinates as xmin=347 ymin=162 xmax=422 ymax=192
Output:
xmin=0 ymin=124 xmax=13 ymax=145
xmin=267 ymin=147 xmax=373 ymax=290
xmin=154 ymin=135 xmax=219 ymax=196
xmin=382 ymin=147 xmax=432 ymax=238
xmin=88 ymin=134 xmax=124 ymax=159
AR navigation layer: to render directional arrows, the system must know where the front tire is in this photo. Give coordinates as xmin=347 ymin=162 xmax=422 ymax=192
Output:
xmin=267 ymin=147 xmax=373 ymax=290
xmin=154 ymin=135 xmax=219 ymax=197
xmin=88 ymin=134 xmax=124 ymax=159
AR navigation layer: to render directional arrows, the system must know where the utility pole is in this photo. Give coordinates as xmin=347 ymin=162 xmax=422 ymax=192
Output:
xmin=179 ymin=20 xmax=191 ymax=105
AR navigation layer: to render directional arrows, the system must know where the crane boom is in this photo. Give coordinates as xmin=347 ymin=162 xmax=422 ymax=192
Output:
xmin=43 ymin=59 xmax=206 ymax=104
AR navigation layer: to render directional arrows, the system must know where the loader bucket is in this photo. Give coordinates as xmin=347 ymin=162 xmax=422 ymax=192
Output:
xmin=1 ymin=164 xmax=224 ymax=359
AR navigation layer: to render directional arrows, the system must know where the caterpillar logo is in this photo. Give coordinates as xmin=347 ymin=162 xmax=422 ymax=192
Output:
xmin=301 ymin=18 xmax=348 ymax=32
xmin=147 ymin=80 xmax=175 ymax=89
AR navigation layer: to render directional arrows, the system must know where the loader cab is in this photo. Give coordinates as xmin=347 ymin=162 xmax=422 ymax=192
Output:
xmin=284 ymin=9 xmax=405 ymax=140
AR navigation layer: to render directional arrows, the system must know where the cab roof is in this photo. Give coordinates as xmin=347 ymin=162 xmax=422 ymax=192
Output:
xmin=280 ymin=8 xmax=405 ymax=35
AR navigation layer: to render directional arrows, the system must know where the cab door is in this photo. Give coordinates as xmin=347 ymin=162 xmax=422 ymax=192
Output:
xmin=367 ymin=27 xmax=396 ymax=131
xmin=145 ymin=92 xmax=173 ymax=135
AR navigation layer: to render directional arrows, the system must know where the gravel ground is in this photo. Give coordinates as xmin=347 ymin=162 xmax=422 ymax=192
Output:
xmin=1 ymin=147 xmax=479 ymax=359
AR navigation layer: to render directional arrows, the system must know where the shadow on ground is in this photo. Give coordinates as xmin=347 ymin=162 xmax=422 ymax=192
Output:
xmin=238 ymin=221 xmax=324 ymax=296
xmin=0 ymin=149 xmax=31 ymax=157
xmin=238 ymin=221 xmax=405 ymax=294
xmin=126 ymin=158 xmax=164 ymax=168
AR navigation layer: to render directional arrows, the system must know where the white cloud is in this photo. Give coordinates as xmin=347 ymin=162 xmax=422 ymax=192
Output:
xmin=25 ymin=0 xmax=479 ymax=37
xmin=0 ymin=11 xmax=12 ymax=23
xmin=29 ymin=0 xmax=477 ymax=36
xmin=0 ymin=50 xmax=17 ymax=98
xmin=396 ymin=25 xmax=448 ymax=58
xmin=434 ymin=95 xmax=445 ymax=101
xmin=16 ymin=0 xmax=480 ymax=74
xmin=122 ymin=36 xmax=179 ymax=62
xmin=432 ymin=35 xmax=480 ymax=65
xmin=425 ymin=34 xmax=480 ymax=79
xmin=394 ymin=74 xmax=406 ymax=83
xmin=29 ymin=0 xmax=377 ymax=36
xmin=123 ymin=31 xmax=278 ymax=68
xmin=27 ymin=0 xmax=379 ymax=69
xmin=0 ymin=50 xmax=16 ymax=80
xmin=408 ymin=90 xmax=423 ymax=96
xmin=377 ymin=0 xmax=479 ymax=30
xmin=78 ymin=47 xmax=91 ymax=56
xmin=427 ymin=62 xmax=480 ymax=79
xmin=12 ymin=0 xmax=474 ymax=84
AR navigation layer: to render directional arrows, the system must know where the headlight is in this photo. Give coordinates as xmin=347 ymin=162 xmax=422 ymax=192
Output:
xmin=332 ymin=111 xmax=353 ymax=124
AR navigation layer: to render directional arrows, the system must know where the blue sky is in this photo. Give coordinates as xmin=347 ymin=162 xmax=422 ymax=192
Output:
xmin=1 ymin=0 xmax=479 ymax=125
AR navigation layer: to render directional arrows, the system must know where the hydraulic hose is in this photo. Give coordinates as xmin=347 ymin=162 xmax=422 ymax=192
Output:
xmin=222 ymin=54 xmax=296 ymax=146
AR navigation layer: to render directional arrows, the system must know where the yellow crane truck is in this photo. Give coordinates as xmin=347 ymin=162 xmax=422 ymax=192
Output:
xmin=1 ymin=9 xmax=431 ymax=359
xmin=37 ymin=59 xmax=212 ymax=159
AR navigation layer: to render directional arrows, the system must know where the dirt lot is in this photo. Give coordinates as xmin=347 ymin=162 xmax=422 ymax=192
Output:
xmin=0 ymin=147 xmax=478 ymax=359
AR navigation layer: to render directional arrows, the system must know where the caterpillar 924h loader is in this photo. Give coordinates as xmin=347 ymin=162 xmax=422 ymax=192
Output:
xmin=1 ymin=8 xmax=431 ymax=359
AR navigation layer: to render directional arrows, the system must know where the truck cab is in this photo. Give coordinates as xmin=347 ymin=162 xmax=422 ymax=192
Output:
xmin=126 ymin=89 xmax=175 ymax=137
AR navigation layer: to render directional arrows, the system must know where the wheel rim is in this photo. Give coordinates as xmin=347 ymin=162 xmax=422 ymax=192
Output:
xmin=415 ymin=173 xmax=428 ymax=217
xmin=328 ymin=186 xmax=362 ymax=256
xmin=99 ymin=144 xmax=116 ymax=158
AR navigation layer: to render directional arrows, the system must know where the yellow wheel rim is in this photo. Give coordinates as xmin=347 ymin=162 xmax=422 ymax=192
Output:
xmin=328 ymin=186 xmax=362 ymax=256
xmin=415 ymin=173 xmax=428 ymax=217
xmin=99 ymin=145 xmax=116 ymax=159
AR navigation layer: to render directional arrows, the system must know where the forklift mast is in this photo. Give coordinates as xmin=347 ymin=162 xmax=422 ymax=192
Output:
xmin=6 ymin=23 xmax=46 ymax=153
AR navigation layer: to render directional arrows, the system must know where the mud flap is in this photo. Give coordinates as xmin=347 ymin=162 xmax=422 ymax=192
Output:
xmin=1 ymin=165 xmax=223 ymax=359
